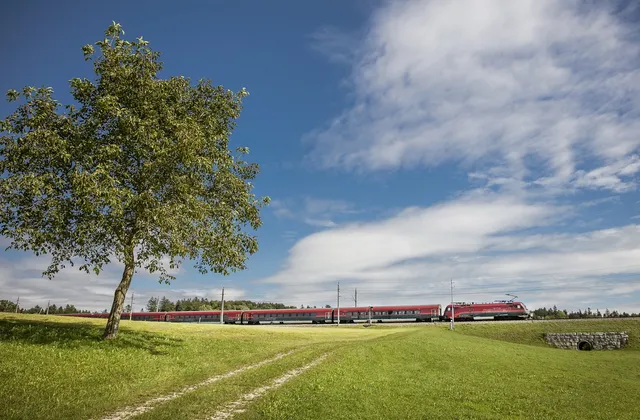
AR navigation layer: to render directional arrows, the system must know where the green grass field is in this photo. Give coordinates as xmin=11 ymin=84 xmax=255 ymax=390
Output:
xmin=1 ymin=314 xmax=638 ymax=420
xmin=0 ymin=313 xmax=390 ymax=420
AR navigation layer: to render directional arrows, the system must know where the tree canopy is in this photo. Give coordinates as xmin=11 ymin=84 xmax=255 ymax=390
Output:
xmin=0 ymin=22 xmax=269 ymax=338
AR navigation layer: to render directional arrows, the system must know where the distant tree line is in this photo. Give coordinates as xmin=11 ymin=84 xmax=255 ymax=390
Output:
xmin=0 ymin=299 xmax=91 ymax=314
xmin=532 ymin=306 xmax=639 ymax=319
xmin=0 ymin=297 xmax=300 ymax=314
xmin=144 ymin=296 xmax=301 ymax=312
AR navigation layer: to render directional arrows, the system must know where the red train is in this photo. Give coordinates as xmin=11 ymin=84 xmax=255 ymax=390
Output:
xmin=442 ymin=301 xmax=530 ymax=321
xmin=64 ymin=300 xmax=530 ymax=324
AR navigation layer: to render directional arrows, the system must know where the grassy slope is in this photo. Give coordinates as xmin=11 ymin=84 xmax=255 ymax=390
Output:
xmin=0 ymin=313 xmax=391 ymax=420
xmin=241 ymin=321 xmax=640 ymax=420
xmin=453 ymin=318 xmax=640 ymax=350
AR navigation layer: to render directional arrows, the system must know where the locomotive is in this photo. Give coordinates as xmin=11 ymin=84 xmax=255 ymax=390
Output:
xmin=64 ymin=300 xmax=530 ymax=324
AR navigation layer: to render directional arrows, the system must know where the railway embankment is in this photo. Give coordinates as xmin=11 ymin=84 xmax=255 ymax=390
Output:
xmin=544 ymin=331 xmax=629 ymax=350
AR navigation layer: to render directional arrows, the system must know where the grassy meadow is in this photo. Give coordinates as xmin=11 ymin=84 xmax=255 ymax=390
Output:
xmin=1 ymin=314 xmax=638 ymax=420
xmin=241 ymin=320 xmax=640 ymax=419
xmin=0 ymin=313 xmax=390 ymax=420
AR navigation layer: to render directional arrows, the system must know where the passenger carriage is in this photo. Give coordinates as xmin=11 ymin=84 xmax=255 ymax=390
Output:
xmin=243 ymin=308 xmax=333 ymax=324
xmin=442 ymin=301 xmax=529 ymax=321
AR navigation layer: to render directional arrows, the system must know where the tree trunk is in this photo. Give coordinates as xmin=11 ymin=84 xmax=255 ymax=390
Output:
xmin=103 ymin=246 xmax=135 ymax=339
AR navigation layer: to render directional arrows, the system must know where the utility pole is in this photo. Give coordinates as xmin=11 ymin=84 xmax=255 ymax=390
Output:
xmin=450 ymin=279 xmax=455 ymax=330
xmin=15 ymin=297 xmax=19 ymax=313
xmin=156 ymin=296 xmax=161 ymax=312
xmin=369 ymin=306 xmax=372 ymax=326
xmin=129 ymin=292 xmax=134 ymax=321
xmin=336 ymin=282 xmax=340 ymax=326
xmin=220 ymin=287 xmax=225 ymax=325
xmin=354 ymin=288 xmax=358 ymax=307
xmin=45 ymin=300 xmax=50 ymax=315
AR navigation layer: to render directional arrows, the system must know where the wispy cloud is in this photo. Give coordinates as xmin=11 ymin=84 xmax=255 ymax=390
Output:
xmin=255 ymin=190 xmax=640 ymax=311
xmin=580 ymin=196 xmax=620 ymax=207
xmin=270 ymin=196 xmax=361 ymax=228
xmin=260 ymin=190 xmax=561 ymax=286
xmin=573 ymin=155 xmax=640 ymax=193
xmin=305 ymin=0 xmax=640 ymax=189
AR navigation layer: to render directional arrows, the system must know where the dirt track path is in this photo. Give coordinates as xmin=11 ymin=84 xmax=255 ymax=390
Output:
xmin=97 ymin=349 xmax=299 ymax=420
xmin=204 ymin=353 xmax=329 ymax=420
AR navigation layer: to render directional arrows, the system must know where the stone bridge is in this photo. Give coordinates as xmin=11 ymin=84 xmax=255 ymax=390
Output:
xmin=544 ymin=332 xmax=629 ymax=350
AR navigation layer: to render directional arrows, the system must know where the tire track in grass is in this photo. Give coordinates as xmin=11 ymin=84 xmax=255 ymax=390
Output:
xmin=98 ymin=349 xmax=299 ymax=420
xmin=203 ymin=353 xmax=329 ymax=420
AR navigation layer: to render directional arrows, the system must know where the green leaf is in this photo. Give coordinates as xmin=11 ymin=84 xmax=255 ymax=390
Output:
xmin=6 ymin=89 xmax=19 ymax=101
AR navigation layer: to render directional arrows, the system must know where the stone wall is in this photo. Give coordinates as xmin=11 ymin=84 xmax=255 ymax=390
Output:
xmin=544 ymin=332 xmax=629 ymax=350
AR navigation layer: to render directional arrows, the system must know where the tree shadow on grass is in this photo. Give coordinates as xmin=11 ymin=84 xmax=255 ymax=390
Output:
xmin=0 ymin=316 xmax=183 ymax=355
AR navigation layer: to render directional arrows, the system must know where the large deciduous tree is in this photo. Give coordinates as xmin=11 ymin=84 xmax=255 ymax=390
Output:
xmin=0 ymin=23 xmax=269 ymax=339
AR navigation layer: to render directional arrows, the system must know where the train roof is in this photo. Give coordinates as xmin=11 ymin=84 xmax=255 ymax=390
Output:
xmin=339 ymin=304 xmax=441 ymax=311
xmin=239 ymin=308 xmax=332 ymax=313
xmin=445 ymin=301 xmax=525 ymax=307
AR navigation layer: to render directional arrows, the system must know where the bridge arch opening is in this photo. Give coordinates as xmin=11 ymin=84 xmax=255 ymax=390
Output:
xmin=578 ymin=341 xmax=593 ymax=351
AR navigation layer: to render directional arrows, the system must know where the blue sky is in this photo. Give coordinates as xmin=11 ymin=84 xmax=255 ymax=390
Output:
xmin=1 ymin=0 xmax=639 ymax=313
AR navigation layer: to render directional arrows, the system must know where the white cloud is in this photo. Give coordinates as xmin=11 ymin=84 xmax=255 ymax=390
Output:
xmin=281 ymin=230 xmax=299 ymax=243
xmin=580 ymin=196 xmax=620 ymax=207
xmin=260 ymin=191 xmax=559 ymax=285
xmin=270 ymin=200 xmax=296 ymax=219
xmin=573 ymin=155 xmax=640 ymax=192
xmin=0 ymin=247 xmax=187 ymax=312
xmin=271 ymin=196 xmax=360 ymax=228
xmin=255 ymin=189 xmax=640 ymax=312
xmin=306 ymin=0 xmax=640 ymax=187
